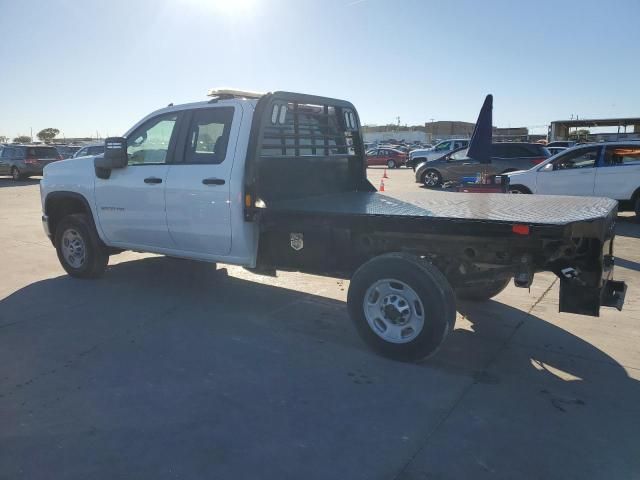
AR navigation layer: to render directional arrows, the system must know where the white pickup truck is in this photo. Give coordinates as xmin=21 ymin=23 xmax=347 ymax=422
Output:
xmin=40 ymin=89 xmax=626 ymax=361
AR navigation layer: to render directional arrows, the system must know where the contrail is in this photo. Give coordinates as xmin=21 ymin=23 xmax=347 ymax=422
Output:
xmin=346 ymin=0 xmax=367 ymax=6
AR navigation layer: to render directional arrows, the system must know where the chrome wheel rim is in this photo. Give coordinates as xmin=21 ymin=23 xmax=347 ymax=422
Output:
xmin=61 ymin=228 xmax=86 ymax=269
xmin=510 ymin=189 xmax=522 ymax=194
xmin=363 ymin=279 xmax=425 ymax=344
xmin=423 ymin=171 xmax=439 ymax=186
xmin=387 ymin=160 xmax=395 ymax=168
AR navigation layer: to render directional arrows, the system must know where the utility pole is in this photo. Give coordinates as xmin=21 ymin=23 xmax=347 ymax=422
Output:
xmin=396 ymin=116 xmax=401 ymax=128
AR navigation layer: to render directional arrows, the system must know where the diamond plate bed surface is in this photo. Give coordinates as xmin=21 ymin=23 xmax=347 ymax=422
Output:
xmin=267 ymin=191 xmax=617 ymax=225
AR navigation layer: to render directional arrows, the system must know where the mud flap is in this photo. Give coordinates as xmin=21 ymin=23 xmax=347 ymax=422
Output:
xmin=559 ymin=279 xmax=627 ymax=317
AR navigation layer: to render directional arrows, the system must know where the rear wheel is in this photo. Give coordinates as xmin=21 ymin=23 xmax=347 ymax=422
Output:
xmin=55 ymin=213 xmax=109 ymax=278
xmin=635 ymin=196 xmax=640 ymax=220
xmin=456 ymin=277 xmax=512 ymax=301
xmin=387 ymin=159 xmax=396 ymax=169
xmin=347 ymin=253 xmax=456 ymax=362
xmin=422 ymin=169 xmax=442 ymax=188
xmin=11 ymin=167 xmax=23 ymax=181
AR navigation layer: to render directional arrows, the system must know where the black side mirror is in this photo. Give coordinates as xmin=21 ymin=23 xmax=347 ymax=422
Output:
xmin=94 ymin=137 xmax=127 ymax=179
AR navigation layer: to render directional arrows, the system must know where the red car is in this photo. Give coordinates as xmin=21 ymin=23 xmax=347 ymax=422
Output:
xmin=366 ymin=147 xmax=407 ymax=168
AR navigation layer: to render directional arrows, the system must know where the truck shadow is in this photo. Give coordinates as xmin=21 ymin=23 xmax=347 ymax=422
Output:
xmin=616 ymin=214 xmax=640 ymax=239
xmin=1 ymin=256 xmax=635 ymax=390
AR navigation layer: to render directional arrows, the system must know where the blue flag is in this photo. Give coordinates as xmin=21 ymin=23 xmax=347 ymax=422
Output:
xmin=467 ymin=94 xmax=493 ymax=164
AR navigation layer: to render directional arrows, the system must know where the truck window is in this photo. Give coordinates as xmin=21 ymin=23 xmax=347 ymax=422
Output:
xmin=183 ymin=107 xmax=234 ymax=164
xmin=127 ymin=113 xmax=178 ymax=165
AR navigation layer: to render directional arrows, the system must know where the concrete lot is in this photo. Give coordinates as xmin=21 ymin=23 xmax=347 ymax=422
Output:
xmin=1 ymin=170 xmax=639 ymax=479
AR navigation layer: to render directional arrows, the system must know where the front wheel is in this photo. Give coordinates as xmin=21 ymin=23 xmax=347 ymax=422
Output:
xmin=635 ymin=196 xmax=640 ymax=220
xmin=509 ymin=185 xmax=531 ymax=194
xmin=422 ymin=169 xmax=442 ymax=188
xmin=347 ymin=253 xmax=456 ymax=362
xmin=55 ymin=213 xmax=109 ymax=278
xmin=387 ymin=159 xmax=397 ymax=169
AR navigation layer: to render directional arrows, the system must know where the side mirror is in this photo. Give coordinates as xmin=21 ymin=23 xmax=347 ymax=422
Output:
xmin=94 ymin=137 xmax=127 ymax=179
xmin=540 ymin=163 xmax=554 ymax=172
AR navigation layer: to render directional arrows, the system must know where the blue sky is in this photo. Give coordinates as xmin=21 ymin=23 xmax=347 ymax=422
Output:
xmin=1 ymin=0 xmax=639 ymax=138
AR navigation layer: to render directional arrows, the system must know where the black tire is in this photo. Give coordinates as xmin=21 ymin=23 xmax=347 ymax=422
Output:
xmin=509 ymin=185 xmax=531 ymax=194
xmin=347 ymin=253 xmax=456 ymax=362
xmin=422 ymin=169 xmax=442 ymax=188
xmin=387 ymin=159 xmax=396 ymax=169
xmin=11 ymin=167 xmax=23 ymax=181
xmin=55 ymin=213 xmax=109 ymax=279
xmin=635 ymin=196 xmax=640 ymax=220
xmin=456 ymin=277 xmax=511 ymax=301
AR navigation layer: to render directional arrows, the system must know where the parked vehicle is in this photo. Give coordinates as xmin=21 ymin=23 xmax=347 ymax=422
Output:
xmin=54 ymin=145 xmax=82 ymax=159
xmin=415 ymin=142 xmax=550 ymax=187
xmin=366 ymin=147 xmax=407 ymax=168
xmin=507 ymin=142 xmax=640 ymax=217
xmin=547 ymin=141 xmax=577 ymax=149
xmin=546 ymin=146 xmax=567 ymax=156
xmin=0 ymin=145 xmax=62 ymax=180
xmin=73 ymin=144 xmax=105 ymax=158
xmin=407 ymin=139 xmax=469 ymax=170
xmin=39 ymin=89 xmax=626 ymax=362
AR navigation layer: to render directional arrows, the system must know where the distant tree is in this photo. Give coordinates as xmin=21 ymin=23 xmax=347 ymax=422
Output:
xmin=13 ymin=135 xmax=32 ymax=143
xmin=0 ymin=135 xmax=8 ymax=143
xmin=36 ymin=128 xmax=60 ymax=143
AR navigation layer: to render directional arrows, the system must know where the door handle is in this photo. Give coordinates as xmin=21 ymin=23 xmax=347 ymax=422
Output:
xmin=144 ymin=177 xmax=163 ymax=184
xmin=202 ymin=178 xmax=225 ymax=185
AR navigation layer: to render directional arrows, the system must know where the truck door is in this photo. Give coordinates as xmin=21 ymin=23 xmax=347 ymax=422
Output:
xmin=164 ymin=106 xmax=239 ymax=256
xmin=536 ymin=146 xmax=600 ymax=196
xmin=94 ymin=112 xmax=180 ymax=249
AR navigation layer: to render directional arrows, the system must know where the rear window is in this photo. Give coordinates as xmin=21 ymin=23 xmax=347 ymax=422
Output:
xmin=260 ymin=102 xmax=357 ymax=157
xmin=27 ymin=147 xmax=58 ymax=158
xmin=604 ymin=146 xmax=640 ymax=166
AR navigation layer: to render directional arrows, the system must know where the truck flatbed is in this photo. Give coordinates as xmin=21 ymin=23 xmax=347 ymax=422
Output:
xmin=267 ymin=190 xmax=617 ymax=228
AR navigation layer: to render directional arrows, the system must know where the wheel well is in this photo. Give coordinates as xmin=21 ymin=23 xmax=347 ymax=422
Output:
xmin=509 ymin=184 xmax=532 ymax=194
xmin=45 ymin=193 xmax=92 ymax=239
xmin=632 ymin=186 xmax=640 ymax=203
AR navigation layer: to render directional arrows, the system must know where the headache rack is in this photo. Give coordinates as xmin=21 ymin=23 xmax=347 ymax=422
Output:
xmin=244 ymin=92 xmax=372 ymax=216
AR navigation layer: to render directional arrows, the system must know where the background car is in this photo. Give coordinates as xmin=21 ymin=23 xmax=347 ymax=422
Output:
xmin=0 ymin=145 xmax=62 ymax=180
xmin=73 ymin=144 xmax=105 ymax=158
xmin=415 ymin=142 xmax=550 ymax=187
xmin=507 ymin=142 xmax=640 ymax=217
xmin=547 ymin=146 xmax=567 ymax=156
xmin=407 ymin=139 xmax=469 ymax=170
xmin=547 ymin=141 xmax=577 ymax=149
xmin=54 ymin=145 xmax=82 ymax=159
xmin=366 ymin=147 xmax=407 ymax=168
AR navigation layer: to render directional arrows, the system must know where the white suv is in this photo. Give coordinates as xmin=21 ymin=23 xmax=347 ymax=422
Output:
xmin=507 ymin=142 xmax=640 ymax=217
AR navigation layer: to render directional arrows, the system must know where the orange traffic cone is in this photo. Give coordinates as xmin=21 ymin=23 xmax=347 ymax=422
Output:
xmin=379 ymin=179 xmax=385 ymax=192
xmin=382 ymin=168 xmax=389 ymax=179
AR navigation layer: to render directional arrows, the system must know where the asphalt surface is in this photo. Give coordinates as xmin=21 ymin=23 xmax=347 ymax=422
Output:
xmin=1 ymin=170 xmax=639 ymax=479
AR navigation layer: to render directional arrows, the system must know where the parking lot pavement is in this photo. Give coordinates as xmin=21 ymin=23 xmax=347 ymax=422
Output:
xmin=1 ymin=173 xmax=639 ymax=479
